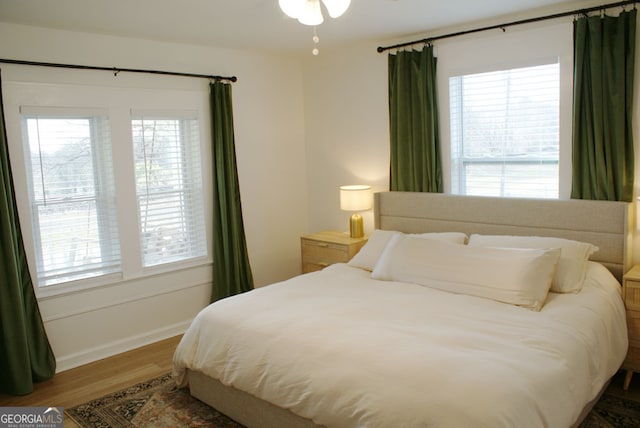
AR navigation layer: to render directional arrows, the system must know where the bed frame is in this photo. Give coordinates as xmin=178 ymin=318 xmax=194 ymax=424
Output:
xmin=374 ymin=192 xmax=633 ymax=281
xmin=188 ymin=191 xmax=633 ymax=428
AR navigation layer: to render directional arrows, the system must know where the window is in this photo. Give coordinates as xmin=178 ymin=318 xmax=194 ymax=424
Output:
xmin=131 ymin=112 xmax=207 ymax=267
xmin=20 ymin=108 xmax=121 ymax=286
xmin=449 ymin=62 xmax=560 ymax=198
xmin=9 ymin=83 xmax=211 ymax=293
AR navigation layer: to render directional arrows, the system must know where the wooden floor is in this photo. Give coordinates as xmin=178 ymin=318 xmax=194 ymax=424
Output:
xmin=0 ymin=335 xmax=181 ymax=414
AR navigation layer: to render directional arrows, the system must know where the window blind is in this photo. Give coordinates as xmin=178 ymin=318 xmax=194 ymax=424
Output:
xmin=449 ymin=62 xmax=560 ymax=198
xmin=21 ymin=111 xmax=121 ymax=286
xmin=131 ymin=114 xmax=207 ymax=267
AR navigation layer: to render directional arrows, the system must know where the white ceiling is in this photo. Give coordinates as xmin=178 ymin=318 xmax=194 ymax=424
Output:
xmin=0 ymin=0 xmax=582 ymax=55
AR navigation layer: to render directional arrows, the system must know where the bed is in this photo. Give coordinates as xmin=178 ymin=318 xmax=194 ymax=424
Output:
xmin=173 ymin=191 xmax=632 ymax=428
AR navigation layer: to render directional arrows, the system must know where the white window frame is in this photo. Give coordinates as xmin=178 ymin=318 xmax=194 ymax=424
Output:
xmin=448 ymin=61 xmax=560 ymax=199
xmin=3 ymin=80 xmax=212 ymax=297
xmin=19 ymin=107 xmax=122 ymax=287
xmin=131 ymin=110 xmax=207 ymax=268
xmin=437 ymin=23 xmax=574 ymax=199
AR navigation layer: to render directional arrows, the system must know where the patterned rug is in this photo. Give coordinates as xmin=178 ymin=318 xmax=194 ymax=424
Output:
xmin=66 ymin=373 xmax=640 ymax=427
xmin=65 ymin=374 xmax=243 ymax=427
xmin=581 ymin=390 xmax=640 ymax=428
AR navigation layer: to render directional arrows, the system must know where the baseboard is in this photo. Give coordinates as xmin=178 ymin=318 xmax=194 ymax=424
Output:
xmin=54 ymin=319 xmax=192 ymax=373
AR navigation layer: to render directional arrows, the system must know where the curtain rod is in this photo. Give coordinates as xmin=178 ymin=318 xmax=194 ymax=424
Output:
xmin=377 ymin=0 xmax=638 ymax=53
xmin=0 ymin=58 xmax=237 ymax=82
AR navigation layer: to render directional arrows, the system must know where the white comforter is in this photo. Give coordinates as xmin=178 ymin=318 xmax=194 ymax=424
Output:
xmin=173 ymin=262 xmax=627 ymax=428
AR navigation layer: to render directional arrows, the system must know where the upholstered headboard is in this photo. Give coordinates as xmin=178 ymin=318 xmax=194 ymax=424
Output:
xmin=374 ymin=192 xmax=633 ymax=282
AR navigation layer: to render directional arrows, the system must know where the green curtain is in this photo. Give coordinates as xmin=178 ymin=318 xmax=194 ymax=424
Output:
xmin=0 ymin=70 xmax=56 ymax=395
xmin=388 ymin=45 xmax=443 ymax=192
xmin=571 ymin=9 xmax=636 ymax=202
xmin=210 ymin=81 xmax=254 ymax=302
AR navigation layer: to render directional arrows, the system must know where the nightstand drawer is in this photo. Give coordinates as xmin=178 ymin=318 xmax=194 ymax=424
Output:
xmin=625 ymin=280 xmax=640 ymax=311
xmin=622 ymin=265 xmax=640 ymax=388
xmin=301 ymin=239 xmax=350 ymax=264
xmin=300 ymin=230 xmax=368 ymax=274
xmin=626 ymin=341 xmax=640 ymax=369
xmin=627 ymin=309 xmax=640 ymax=341
xmin=302 ymin=260 xmax=332 ymax=273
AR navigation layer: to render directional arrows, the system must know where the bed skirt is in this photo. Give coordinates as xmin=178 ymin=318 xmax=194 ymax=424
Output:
xmin=188 ymin=369 xmax=322 ymax=428
xmin=188 ymin=368 xmax=608 ymax=428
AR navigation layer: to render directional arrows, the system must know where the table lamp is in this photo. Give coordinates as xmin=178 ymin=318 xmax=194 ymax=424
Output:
xmin=340 ymin=185 xmax=372 ymax=238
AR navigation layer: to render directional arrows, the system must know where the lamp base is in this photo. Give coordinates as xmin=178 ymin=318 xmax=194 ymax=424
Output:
xmin=349 ymin=213 xmax=364 ymax=238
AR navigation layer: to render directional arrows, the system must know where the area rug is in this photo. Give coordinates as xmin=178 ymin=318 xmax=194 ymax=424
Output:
xmin=66 ymin=373 xmax=640 ymax=427
xmin=581 ymin=390 xmax=640 ymax=428
xmin=65 ymin=373 xmax=243 ymax=427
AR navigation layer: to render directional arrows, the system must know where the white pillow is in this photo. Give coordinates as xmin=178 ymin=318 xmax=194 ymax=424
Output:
xmin=347 ymin=229 xmax=467 ymax=271
xmin=371 ymin=235 xmax=560 ymax=311
xmin=467 ymin=235 xmax=598 ymax=293
xmin=412 ymin=232 xmax=468 ymax=244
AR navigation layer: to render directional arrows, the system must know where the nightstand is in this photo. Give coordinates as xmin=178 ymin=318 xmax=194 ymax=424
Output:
xmin=301 ymin=230 xmax=368 ymax=274
xmin=623 ymin=264 xmax=640 ymax=390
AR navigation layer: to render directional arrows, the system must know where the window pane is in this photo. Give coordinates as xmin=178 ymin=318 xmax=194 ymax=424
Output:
xmin=132 ymin=116 xmax=206 ymax=267
xmin=21 ymin=114 xmax=121 ymax=286
xmin=463 ymin=162 xmax=559 ymax=198
xmin=450 ymin=63 xmax=560 ymax=198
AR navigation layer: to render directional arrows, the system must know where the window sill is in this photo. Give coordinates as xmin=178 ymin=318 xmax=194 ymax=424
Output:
xmin=36 ymin=258 xmax=213 ymax=300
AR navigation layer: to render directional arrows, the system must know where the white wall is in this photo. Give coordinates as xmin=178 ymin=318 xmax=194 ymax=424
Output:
xmin=0 ymin=22 xmax=308 ymax=371
xmin=302 ymin=42 xmax=389 ymax=236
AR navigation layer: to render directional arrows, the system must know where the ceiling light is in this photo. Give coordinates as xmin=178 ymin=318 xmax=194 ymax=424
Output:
xmin=279 ymin=0 xmax=304 ymax=18
xmin=279 ymin=0 xmax=351 ymax=26
xmin=298 ymin=0 xmax=324 ymax=26
xmin=321 ymin=0 xmax=351 ymax=18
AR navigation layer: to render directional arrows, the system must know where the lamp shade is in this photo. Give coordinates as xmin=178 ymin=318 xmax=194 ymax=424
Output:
xmin=340 ymin=185 xmax=372 ymax=211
